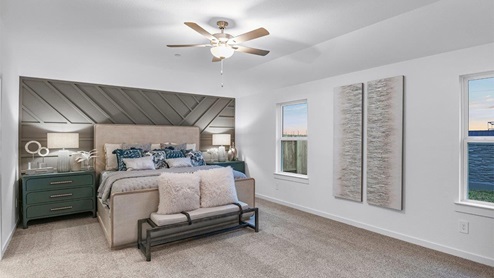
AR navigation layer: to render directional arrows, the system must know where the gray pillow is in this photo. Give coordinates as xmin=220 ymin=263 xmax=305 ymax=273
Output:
xmin=122 ymin=143 xmax=152 ymax=152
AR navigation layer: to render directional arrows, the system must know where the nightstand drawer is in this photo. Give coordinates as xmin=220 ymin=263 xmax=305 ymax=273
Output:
xmin=26 ymin=187 xmax=93 ymax=205
xmin=26 ymin=199 xmax=94 ymax=219
xmin=26 ymin=174 xmax=93 ymax=191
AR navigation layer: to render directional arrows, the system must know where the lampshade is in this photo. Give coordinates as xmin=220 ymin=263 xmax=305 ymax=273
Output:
xmin=210 ymin=45 xmax=234 ymax=59
xmin=212 ymin=134 xmax=231 ymax=146
xmin=47 ymin=133 xmax=79 ymax=149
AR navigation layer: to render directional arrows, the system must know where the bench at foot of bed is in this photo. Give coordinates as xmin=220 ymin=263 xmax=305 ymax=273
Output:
xmin=137 ymin=202 xmax=259 ymax=261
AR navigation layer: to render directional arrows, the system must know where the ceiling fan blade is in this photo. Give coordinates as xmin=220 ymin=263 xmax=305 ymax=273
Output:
xmin=212 ymin=56 xmax=222 ymax=62
xmin=231 ymin=28 xmax=269 ymax=43
xmin=184 ymin=22 xmax=216 ymax=41
xmin=167 ymin=44 xmax=210 ymax=48
xmin=234 ymin=45 xmax=270 ymax=56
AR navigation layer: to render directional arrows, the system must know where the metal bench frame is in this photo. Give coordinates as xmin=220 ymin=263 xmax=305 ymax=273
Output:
xmin=138 ymin=206 xmax=259 ymax=261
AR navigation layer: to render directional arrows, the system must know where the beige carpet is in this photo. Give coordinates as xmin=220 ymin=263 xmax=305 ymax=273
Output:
xmin=1 ymin=199 xmax=492 ymax=278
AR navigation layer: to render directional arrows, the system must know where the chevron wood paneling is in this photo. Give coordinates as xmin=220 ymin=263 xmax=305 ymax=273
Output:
xmin=19 ymin=77 xmax=235 ymax=170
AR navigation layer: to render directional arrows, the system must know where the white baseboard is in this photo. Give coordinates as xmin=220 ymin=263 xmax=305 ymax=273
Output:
xmin=256 ymin=194 xmax=494 ymax=267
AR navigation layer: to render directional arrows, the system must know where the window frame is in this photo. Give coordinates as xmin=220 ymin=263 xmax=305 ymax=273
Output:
xmin=459 ymin=71 xmax=494 ymax=212
xmin=275 ymin=99 xmax=309 ymax=182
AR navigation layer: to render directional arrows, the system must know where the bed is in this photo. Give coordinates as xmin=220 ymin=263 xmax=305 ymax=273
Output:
xmin=93 ymin=124 xmax=255 ymax=248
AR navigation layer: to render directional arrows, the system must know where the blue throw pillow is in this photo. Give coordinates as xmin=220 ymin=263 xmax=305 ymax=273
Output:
xmin=113 ymin=148 xmax=143 ymax=171
xmin=164 ymin=149 xmax=185 ymax=159
xmin=182 ymin=150 xmax=206 ymax=166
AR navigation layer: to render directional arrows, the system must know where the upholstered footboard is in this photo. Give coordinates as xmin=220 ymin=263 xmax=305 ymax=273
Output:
xmin=97 ymin=178 xmax=255 ymax=249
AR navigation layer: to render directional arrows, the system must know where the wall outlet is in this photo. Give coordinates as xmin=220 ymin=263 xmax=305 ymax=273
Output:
xmin=459 ymin=220 xmax=469 ymax=234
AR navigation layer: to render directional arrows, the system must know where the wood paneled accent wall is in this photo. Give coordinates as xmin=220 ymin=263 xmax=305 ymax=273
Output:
xmin=19 ymin=77 xmax=235 ymax=170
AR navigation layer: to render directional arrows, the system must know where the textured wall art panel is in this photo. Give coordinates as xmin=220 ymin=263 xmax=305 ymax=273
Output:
xmin=333 ymin=83 xmax=363 ymax=202
xmin=366 ymin=76 xmax=404 ymax=210
xmin=19 ymin=77 xmax=235 ymax=170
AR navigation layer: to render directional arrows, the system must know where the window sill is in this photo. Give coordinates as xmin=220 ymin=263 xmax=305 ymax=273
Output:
xmin=454 ymin=201 xmax=494 ymax=219
xmin=273 ymin=172 xmax=309 ymax=184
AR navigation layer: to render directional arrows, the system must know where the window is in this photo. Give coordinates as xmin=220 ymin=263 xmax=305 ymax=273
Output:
xmin=277 ymin=100 xmax=308 ymax=178
xmin=462 ymin=72 xmax=494 ymax=207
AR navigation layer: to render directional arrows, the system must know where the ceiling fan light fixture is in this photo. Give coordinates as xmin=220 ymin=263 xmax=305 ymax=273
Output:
xmin=210 ymin=45 xmax=234 ymax=59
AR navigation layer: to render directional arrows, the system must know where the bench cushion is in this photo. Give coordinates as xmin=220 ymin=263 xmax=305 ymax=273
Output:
xmin=150 ymin=201 xmax=249 ymax=226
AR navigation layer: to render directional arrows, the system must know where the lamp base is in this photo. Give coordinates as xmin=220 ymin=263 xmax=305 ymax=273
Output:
xmin=57 ymin=150 xmax=71 ymax=172
xmin=218 ymin=146 xmax=227 ymax=162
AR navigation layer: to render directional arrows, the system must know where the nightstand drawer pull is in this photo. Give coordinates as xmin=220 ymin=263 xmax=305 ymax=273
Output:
xmin=50 ymin=180 xmax=73 ymax=185
xmin=50 ymin=206 xmax=73 ymax=211
xmin=50 ymin=193 xmax=73 ymax=198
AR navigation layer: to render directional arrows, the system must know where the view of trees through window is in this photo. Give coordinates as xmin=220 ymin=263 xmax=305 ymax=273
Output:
xmin=467 ymin=76 xmax=494 ymax=204
xmin=281 ymin=102 xmax=307 ymax=175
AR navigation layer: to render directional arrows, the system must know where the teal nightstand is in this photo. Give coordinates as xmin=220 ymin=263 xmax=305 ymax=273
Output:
xmin=206 ymin=160 xmax=245 ymax=174
xmin=21 ymin=171 xmax=96 ymax=228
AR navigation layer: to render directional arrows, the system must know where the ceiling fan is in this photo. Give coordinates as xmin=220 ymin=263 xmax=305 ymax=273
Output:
xmin=167 ymin=21 xmax=270 ymax=62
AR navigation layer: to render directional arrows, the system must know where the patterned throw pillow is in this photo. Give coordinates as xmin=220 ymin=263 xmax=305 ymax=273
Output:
xmin=148 ymin=150 xmax=168 ymax=169
xmin=113 ymin=148 xmax=143 ymax=171
xmin=182 ymin=150 xmax=206 ymax=166
xmin=164 ymin=149 xmax=185 ymax=159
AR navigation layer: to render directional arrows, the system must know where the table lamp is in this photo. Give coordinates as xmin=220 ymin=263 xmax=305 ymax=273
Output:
xmin=47 ymin=133 xmax=79 ymax=172
xmin=212 ymin=134 xmax=231 ymax=162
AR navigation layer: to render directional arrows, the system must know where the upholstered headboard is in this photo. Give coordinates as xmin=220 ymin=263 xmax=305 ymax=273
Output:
xmin=93 ymin=124 xmax=200 ymax=175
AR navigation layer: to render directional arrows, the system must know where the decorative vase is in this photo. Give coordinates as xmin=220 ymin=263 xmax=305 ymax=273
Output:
xmin=230 ymin=142 xmax=237 ymax=161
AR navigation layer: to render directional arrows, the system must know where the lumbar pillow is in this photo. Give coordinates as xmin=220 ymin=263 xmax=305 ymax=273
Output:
xmin=197 ymin=167 xmax=238 ymax=208
xmin=122 ymin=156 xmax=155 ymax=171
xmin=157 ymin=172 xmax=200 ymax=215
xmin=165 ymin=157 xmax=193 ymax=168
xmin=104 ymin=143 xmax=122 ymax=171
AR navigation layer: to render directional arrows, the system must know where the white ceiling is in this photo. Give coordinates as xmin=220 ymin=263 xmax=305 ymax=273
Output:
xmin=2 ymin=0 xmax=494 ymax=96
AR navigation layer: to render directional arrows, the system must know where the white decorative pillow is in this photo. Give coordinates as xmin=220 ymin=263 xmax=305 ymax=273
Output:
xmin=122 ymin=156 xmax=155 ymax=171
xmin=186 ymin=143 xmax=196 ymax=151
xmin=166 ymin=157 xmax=193 ymax=168
xmin=151 ymin=143 xmax=161 ymax=150
xmin=197 ymin=167 xmax=238 ymax=208
xmin=157 ymin=172 xmax=200 ymax=214
xmin=104 ymin=143 xmax=122 ymax=171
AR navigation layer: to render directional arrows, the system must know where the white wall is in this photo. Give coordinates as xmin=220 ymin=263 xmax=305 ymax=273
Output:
xmin=1 ymin=12 xmax=20 ymax=258
xmin=237 ymin=43 xmax=494 ymax=266
xmin=0 ymin=2 xmax=3 ymax=259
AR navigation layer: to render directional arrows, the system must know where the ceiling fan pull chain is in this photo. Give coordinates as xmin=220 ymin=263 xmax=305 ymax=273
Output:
xmin=221 ymin=59 xmax=224 ymax=87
